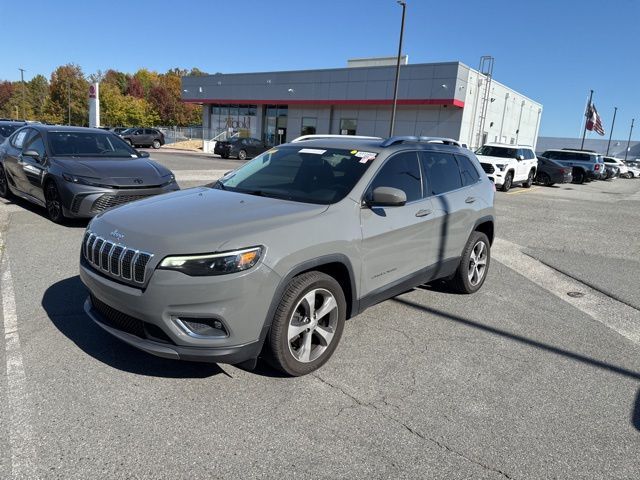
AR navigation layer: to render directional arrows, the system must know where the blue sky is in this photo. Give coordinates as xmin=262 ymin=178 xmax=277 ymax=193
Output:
xmin=1 ymin=0 xmax=638 ymax=139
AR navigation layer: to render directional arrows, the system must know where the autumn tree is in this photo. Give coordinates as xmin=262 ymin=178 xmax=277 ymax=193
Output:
xmin=45 ymin=64 xmax=89 ymax=125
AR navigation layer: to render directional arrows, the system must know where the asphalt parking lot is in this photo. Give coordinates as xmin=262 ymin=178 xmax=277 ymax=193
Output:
xmin=1 ymin=149 xmax=639 ymax=479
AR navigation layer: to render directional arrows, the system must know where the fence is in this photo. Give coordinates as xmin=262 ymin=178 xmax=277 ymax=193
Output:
xmin=156 ymin=126 xmax=240 ymax=152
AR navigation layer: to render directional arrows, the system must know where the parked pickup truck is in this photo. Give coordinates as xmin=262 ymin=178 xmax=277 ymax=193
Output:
xmin=539 ymin=149 xmax=604 ymax=184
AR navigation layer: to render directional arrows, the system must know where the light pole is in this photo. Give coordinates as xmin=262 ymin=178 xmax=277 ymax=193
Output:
xmin=624 ymin=118 xmax=634 ymax=162
xmin=389 ymin=0 xmax=406 ymax=137
xmin=606 ymin=106 xmax=617 ymax=156
xmin=67 ymin=79 xmax=71 ymax=126
xmin=18 ymin=68 xmax=26 ymax=119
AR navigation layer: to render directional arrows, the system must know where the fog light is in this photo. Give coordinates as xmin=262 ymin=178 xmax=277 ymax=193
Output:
xmin=175 ymin=317 xmax=228 ymax=338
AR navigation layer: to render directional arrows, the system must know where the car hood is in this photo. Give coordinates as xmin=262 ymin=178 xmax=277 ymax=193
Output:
xmin=89 ymin=187 xmax=329 ymax=255
xmin=52 ymin=157 xmax=171 ymax=187
xmin=476 ymin=155 xmax=515 ymax=164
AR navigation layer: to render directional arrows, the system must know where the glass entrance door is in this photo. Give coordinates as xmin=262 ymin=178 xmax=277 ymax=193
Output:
xmin=263 ymin=105 xmax=288 ymax=146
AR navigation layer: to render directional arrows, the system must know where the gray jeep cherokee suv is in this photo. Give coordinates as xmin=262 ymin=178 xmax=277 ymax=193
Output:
xmin=80 ymin=135 xmax=495 ymax=376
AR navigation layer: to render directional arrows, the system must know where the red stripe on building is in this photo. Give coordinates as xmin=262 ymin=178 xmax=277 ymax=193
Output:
xmin=182 ymin=98 xmax=465 ymax=108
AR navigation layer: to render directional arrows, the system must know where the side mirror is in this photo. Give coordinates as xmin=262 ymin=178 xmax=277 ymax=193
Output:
xmin=367 ymin=186 xmax=407 ymax=207
xmin=138 ymin=151 xmax=150 ymax=158
xmin=23 ymin=150 xmax=41 ymax=162
xmin=516 ymin=154 xmax=524 ymax=161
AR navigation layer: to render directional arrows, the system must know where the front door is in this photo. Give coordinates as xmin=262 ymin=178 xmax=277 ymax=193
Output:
xmin=3 ymin=128 xmax=34 ymax=195
xmin=360 ymin=151 xmax=434 ymax=296
xmin=21 ymin=133 xmax=48 ymax=202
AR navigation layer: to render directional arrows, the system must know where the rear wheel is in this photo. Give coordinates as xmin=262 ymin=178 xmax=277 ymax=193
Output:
xmin=238 ymin=149 xmax=247 ymax=160
xmin=573 ymin=169 xmax=585 ymax=184
xmin=537 ymin=172 xmax=552 ymax=186
xmin=500 ymin=171 xmax=513 ymax=192
xmin=44 ymin=181 xmax=65 ymax=224
xmin=629 ymin=172 xmax=635 ymax=179
xmin=522 ymin=169 xmax=535 ymax=188
xmin=267 ymin=271 xmax=346 ymax=376
xmin=0 ymin=165 xmax=11 ymax=198
xmin=447 ymin=232 xmax=491 ymax=294
xmin=152 ymin=139 xmax=161 ymax=149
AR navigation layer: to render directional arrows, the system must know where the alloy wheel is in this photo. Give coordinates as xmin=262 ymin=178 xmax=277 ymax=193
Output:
xmin=287 ymin=288 xmax=339 ymax=363
xmin=468 ymin=241 xmax=488 ymax=286
xmin=45 ymin=183 xmax=62 ymax=221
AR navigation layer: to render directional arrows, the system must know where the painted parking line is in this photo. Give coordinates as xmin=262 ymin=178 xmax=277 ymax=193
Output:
xmin=505 ymin=186 xmax=540 ymax=195
xmin=0 ymin=211 xmax=38 ymax=478
xmin=493 ymin=237 xmax=640 ymax=345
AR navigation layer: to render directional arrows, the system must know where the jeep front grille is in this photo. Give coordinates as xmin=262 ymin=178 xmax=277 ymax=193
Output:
xmin=82 ymin=231 xmax=153 ymax=284
xmin=480 ymin=163 xmax=495 ymax=174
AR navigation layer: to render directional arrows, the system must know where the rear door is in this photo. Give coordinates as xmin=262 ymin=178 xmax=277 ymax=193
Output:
xmin=360 ymin=150 xmax=435 ymax=296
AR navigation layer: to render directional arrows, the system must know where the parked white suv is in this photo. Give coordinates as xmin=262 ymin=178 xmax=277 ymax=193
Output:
xmin=603 ymin=157 xmax=629 ymax=178
xmin=475 ymin=144 xmax=538 ymax=191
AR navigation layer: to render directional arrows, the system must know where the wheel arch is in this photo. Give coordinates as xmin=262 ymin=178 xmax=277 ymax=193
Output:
xmin=472 ymin=215 xmax=495 ymax=245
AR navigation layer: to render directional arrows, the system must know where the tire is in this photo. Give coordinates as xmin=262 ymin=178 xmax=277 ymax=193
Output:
xmin=238 ymin=149 xmax=247 ymax=160
xmin=522 ymin=169 xmax=535 ymax=188
xmin=0 ymin=165 xmax=12 ymax=199
xmin=500 ymin=171 xmax=513 ymax=192
xmin=221 ymin=153 xmax=229 ymax=159
xmin=573 ymin=169 xmax=585 ymax=184
xmin=629 ymin=172 xmax=635 ymax=179
xmin=447 ymin=232 xmax=491 ymax=294
xmin=44 ymin=180 xmax=65 ymax=224
xmin=152 ymin=139 xmax=161 ymax=149
xmin=537 ymin=172 xmax=552 ymax=186
xmin=267 ymin=271 xmax=347 ymax=376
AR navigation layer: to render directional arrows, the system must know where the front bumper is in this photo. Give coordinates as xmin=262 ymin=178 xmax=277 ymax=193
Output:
xmin=61 ymin=181 xmax=180 ymax=218
xmin=79 ymin=257 xmax=281 ymax=364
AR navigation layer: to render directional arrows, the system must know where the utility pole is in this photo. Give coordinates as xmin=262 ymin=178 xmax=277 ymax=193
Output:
xmin=605 ymin=107 xmax=617 ymax=156
xmin=389 ymin=0 xmax=406 ymax=137
xmin=624 ymin=118 xmax=634 ymax=162
xmin=580 ymin=89 xmax=593 ymax=150
xmin=68 ymin=79 xmax=71 ymax=126
xmin=18 ymin=68 xmax=26 ymax=119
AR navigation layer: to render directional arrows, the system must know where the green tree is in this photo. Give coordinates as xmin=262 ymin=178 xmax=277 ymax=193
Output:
xmin=27 ymin=75 xmax=49 ymax=119
xmin=46 ymin=64 xmax=89 ymax=126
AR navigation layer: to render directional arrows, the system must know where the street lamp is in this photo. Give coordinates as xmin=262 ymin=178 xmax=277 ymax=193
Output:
xmin=389 ymin=0 xmax=406 ymax=137
xmin=624 ymin=118 xmax=634 ymax=162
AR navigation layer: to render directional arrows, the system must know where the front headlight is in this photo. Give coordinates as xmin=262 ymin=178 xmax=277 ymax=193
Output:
xmin=62 ymin=172 xmax=100 ymax=186
xmin=158 ymin=246 xmax=263 ymax=276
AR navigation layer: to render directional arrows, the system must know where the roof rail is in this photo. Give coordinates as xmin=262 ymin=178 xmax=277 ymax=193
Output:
xmin=381 ymin=136 xmax=462 ymax=148
xmin=291 ymin=134 xmax=382 ymax=143
xmin=561 ymin=148 xmax=597 ymax=153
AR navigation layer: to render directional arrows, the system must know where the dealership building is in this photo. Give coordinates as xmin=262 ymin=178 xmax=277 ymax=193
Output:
xmin=181 ymin=58 xmax=542 ymax=149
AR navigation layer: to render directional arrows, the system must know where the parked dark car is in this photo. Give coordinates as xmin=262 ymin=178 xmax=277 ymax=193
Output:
xmin=110 ymin=127 xmax=129 ymax=135
xmin=214 ymin=137 xmax=268 ymax=160
xmin=0 ymin=125 xmax=179 ymax=223
xmin=0 ymin=120 xmax=27 ymax=143
xmin=121 ymin=128 xmax=165 ymax=149
xmin=535 ymin=157 xmax=573 ymax=186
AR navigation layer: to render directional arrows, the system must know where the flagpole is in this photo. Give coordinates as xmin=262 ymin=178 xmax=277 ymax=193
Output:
xmin=624 ymin=118 xmax=634 ymax=162
xmin=605 ymin=106 xmax=617 ymax=156
xmin=580 ymin=89 xmax=593 ymax=150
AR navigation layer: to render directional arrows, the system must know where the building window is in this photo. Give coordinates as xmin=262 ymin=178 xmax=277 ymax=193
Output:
xmin=340 ymin=118 xmax=357 ymax=135
xmin=301 ymin=117 xmax=317 ymax=136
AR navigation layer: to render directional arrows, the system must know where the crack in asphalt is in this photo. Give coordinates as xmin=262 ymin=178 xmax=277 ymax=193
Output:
xmin=313 ymin=374 xmax=516 ymax=479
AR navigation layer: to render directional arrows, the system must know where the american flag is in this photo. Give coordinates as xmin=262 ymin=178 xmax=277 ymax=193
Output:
xmin=585 ymin=102 xmax=605 ymax=136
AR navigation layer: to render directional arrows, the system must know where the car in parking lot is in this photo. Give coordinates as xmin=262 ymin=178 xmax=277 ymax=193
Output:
xmin=0 ymin=119 xmax=27 ymax=143
xmin=540 ymin=149 xmax=604 ymax=183
xmin=80 ymin=135 xmax=495 ymax=376
xmin=0 ymin=125 xmax=179 ymax=223
xmin=475 ymin=143 xmax=538 ymax=191
xmin=624 ymin=161 xmax=640 ymax=178
xmin=214 ymin=137 xmax=269 ymax=160
xmin=121 ymin=128 xmax=165 ymax=149
xmin=604 ymin=157 xmax=630 ymax=178
xmin=534 ymin=156 xmax=573 ymax=186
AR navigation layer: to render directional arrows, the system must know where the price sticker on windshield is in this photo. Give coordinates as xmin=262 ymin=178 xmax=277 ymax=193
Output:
xmin=352 ymin=151 xmax=377 ymax=163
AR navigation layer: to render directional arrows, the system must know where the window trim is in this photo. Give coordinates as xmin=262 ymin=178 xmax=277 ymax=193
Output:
xmin=361 ymin=150 xmax=424 ymax=206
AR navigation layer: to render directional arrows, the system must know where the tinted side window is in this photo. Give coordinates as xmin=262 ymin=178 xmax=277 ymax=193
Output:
xmin=369 ymin=151 xmax=422 ymax=202
xmin=11 ymin=128 xmax=32 ymax=149
xmin=524 ymin=149 xmax=535 ymax=160
xmin=420 ymin=151 xmax=463 ymax=195
xmin=456 ymin=155 xmax=480 ymax=186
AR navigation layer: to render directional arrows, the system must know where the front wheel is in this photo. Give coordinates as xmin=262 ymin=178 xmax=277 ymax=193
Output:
xmin=500 ymin=171 xmax=513 ymax=192
xmin=152 ymin=139 xmax=161 ymax=149
xmin=447 ymin=232 xmax=491 ymax=294
xmin=537 ymin=172 xmax=552 ymax=186
xmin=573 ymin=169 xmax=585 ymax=184
xmin=0 ymin=165 xmax=12 ymax=199
xmin=45 ymin=181 xmax=65 ymax=224
xmin=267 ymin=271 xmax=346 ymax=376
xmin=238 ymin=149 xmax=247 ymax=160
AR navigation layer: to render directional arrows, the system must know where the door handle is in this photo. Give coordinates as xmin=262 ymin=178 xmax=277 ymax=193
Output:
xmin=415 ymin=209 xmax=432 ymax=217
xmin=465 ymin=197 xmax=476 ymax=204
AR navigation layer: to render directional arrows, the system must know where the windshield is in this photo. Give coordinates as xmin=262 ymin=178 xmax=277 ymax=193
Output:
xmin=49 ymin=131 xmax=139 ymax=158
xmin=215 ymin=146 xmax=377 ymax=204
xmin=475 ymin=146 xmax=517 ymax=158
xmin=0 ymin=125 xmax=19 ymax=138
